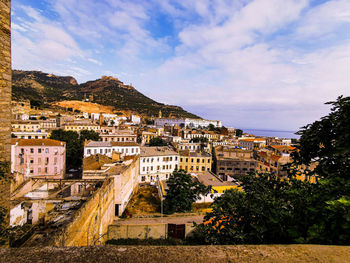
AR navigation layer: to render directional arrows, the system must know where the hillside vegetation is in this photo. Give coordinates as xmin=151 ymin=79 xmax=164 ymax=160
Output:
xmin=12 ymin=70 xmax=199 ymax=118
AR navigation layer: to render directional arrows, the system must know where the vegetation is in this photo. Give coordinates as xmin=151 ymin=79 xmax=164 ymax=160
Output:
xmin=12 ymin=70 xmax=199 ymax=118
xmin=149 ymin=137 xmax=167 ymax=146
xmin=190 ymin=137 xmax=208 ymax=143
xmin=164 ymin=170 xmax=210 ymax=214
xmin=235 ymin=129 xmax=243 ymax=137
xmin=49 ymin=129 xmax=100 ymax=171
xmin=194 ymin=96 xmax=350 ymax=245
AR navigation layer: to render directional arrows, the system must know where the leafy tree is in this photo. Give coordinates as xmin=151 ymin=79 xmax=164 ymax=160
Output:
xmin=194 ymin=96 xmax=350 ymax=245
xmin=193 ymin=173 xmax=320 ymax=244
xmin=149 ymin=137 xmax=167 ymax=146
xmin=80 ymin=129 xmax=101 ymax=142
xmin=50 ymin=129 xmax=81 ymax=171
xmin=164 ymin=170 xmax=210 ymax=214
xmin=235 ymin=129 xmax=243 ymax=137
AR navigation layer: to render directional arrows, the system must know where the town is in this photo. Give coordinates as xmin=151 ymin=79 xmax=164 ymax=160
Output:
xmin=7 ymin=98 xmax=312 ymax=246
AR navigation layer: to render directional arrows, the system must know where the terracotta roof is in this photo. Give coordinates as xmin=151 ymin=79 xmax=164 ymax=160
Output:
xmin=12 ymin=138 xmax=65 ymax=147
xmin=270 ymin=145 xmax=296 ymax=151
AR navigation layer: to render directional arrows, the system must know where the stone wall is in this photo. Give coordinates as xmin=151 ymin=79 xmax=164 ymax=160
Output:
xmin=0 ymin=0 xmax=11 ymax=163
xmin=51 ymin=178 xmax=115 ymax=246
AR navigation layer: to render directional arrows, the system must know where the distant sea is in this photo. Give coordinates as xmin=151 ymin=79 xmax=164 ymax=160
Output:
xmin=242 ymin=129 xmax=299 ymax=139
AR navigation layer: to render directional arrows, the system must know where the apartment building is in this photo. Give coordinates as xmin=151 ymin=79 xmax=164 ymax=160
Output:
xmin=99 ymin=129 xmax=137 ymax=143
xmin=215 ymin=146 xmax=257 ymax=181
xmin=179 ymin=150 xmax=212 ymax=174
xmin=139 ymin=146 xmax=179 ymax=182
xmin=11 ymin=139 xmax=66 ymax=178
xmin=84 ymin=141 xmax=140 ymax=158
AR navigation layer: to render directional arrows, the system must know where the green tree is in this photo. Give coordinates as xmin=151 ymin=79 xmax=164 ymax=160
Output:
xmin=149 ymin=137 xmax=167 ymax=146
xmin=193 ymin=173 xmax=319 ymax=244
xmin=80 ymin=129 xmax=101 ymax=142
xmin=194 ymin=96 xmax=350 ymax=245
xmin=164 ymin=170 xmax=210 ymax=214
xmin=235 ymin=129 xmax=243 ymax=137
xmin=50 ymin=129 xmax=101 ymax=171
xmin=50 ymin=129 xmax=81 ymax=171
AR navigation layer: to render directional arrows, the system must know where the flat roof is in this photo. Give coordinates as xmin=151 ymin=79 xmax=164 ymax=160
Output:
xmin=140 ymin=146 xmax=178 ymax=157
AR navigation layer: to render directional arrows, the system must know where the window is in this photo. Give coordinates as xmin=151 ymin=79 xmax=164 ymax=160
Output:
xmin=30 ymin=169 xmax=34 ymax=174
xmin=202 ymin=166 xmax=205 ymax=171
xmin=38 ymin=158 xmax=41 ymax=164
xmin=180 ymin=158 xmax=183 ymax=162
xmin=54 ymin=157 xmax=57 ymax=165
xmin=38 ymin=167 xmax=41 ymax=173
xmin=45 ymin=157 xmax=49 ymax=165
xmin=45 ymin=148 xmax=49 ymax=153
xmin=30 ymin=148 xmax=34 ymax=153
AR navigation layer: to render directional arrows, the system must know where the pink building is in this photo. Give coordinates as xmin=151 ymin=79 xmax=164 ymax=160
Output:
xmin=11 ymin=139 xmax=66 ymax=179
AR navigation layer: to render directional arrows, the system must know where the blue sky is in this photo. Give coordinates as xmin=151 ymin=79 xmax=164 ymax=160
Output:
xmin=11 ymin=0 xmax=350 ymax=131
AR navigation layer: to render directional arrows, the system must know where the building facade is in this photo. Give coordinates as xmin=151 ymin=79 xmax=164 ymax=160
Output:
xmin=179 ymin=150 xmax=212 ymax=174
xmin=139 ymin=146 xmax=179 ymax=182
xmin=11 ymin=139 xmax=66 ymax=178
xmin=84 ymin=141 xmax=140 ymax=158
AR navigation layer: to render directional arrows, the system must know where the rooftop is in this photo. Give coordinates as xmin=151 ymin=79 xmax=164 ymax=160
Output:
xmin=140 ymin=146 xmax=178 ymax=157
xmin=11 ymin=138 xmax=65 ymax=147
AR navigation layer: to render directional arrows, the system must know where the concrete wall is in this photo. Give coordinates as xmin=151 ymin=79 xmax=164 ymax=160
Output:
xmin=0 ymin=0 xmax=11 ymax=163
xmin=107 ymin=223 xmax=196 ymax=240
xmin=108 ymin=224 xmax=167 ymax=239
xmin=52 ymin=178 xmax=115 ymax=246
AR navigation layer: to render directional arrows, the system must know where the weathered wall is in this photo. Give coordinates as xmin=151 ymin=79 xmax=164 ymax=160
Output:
xmin=108 ymin=224 xmax=168 ymax=239
xmin=52 ymin=178 xmax=115 ymax=246
xmin=107 ymin=223 xmax=195 ymax=240
xmin=0 ymin=0 xmax=11 ymax=163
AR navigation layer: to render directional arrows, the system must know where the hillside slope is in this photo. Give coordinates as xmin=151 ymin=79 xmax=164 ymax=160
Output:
xmin=12 ymin=70 xmax=199 ymax=118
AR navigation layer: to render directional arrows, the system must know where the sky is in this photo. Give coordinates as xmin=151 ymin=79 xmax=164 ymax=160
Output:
xmin=11 ymin=0 xmax=350 ymax=131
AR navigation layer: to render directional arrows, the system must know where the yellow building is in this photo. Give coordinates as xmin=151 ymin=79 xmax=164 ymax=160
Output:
xmin=141 ymin=131 xmax=157 ymax=144
xmin=179 ymin=150 xmax=212 ymax=173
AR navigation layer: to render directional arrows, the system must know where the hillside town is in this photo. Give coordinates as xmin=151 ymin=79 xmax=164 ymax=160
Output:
xmin=7 ymin=99 xmax=313 ymax=246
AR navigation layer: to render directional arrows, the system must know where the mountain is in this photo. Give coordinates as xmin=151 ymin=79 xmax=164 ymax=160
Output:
xmin=11 ymin=70 xmax=200 ymax=118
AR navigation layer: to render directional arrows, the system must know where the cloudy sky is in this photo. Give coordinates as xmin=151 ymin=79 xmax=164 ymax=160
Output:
xmin=11 ymin=0 xmax=350 ymax=131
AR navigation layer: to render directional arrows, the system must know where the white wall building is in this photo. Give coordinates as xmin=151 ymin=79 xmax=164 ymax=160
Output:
xmin=84 ymin=141 xmax=140 ymax=158
xmin=139 ymin=146 xmax=179 ymax=183
xmin=154 ymin=118 xmax=222 ymax=128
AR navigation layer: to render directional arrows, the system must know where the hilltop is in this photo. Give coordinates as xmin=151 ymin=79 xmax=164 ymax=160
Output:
xmin=12 ymin=70 xmax=199 ymax=118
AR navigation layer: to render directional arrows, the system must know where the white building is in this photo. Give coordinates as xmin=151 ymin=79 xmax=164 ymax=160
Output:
xmin=84 ymin=141 xmax=140 ymax=158
xmin=139 ymin=146 xmax=179 ymax=183
xmin=12 ymin=131 xmax=48 ymax=139
xmin=154 ymin=118 xmax=222 ymax=128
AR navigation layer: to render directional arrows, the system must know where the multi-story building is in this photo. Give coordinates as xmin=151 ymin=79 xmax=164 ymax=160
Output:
xmin=141 ymin=131 xmax=157 ymax=144
xmin=215 ymin=146 xmax=257 ymax=181
xmin=139 ymin=146 xmax=179 ymax=182
xmin=63 ymin=122 xmax=100 ymax=133
xmin=12 ymin=120 xmax=41 ymax=132
xmin=179 ymin=150 xmax=212 ymax=174
xmin=12 ymin=131 xmax=49 ymax=139
xmin=11 ymin=139 xmax=66 ymax=178
xmin=84 ymin=141 xmax=140 ymax=158
xmin=99 ymin=129 xmax=137 ymax=143
xmin=239 ymin=138 xmax=266 ymax=150
xmin=154 ymin=118 xmax=222 ymax=128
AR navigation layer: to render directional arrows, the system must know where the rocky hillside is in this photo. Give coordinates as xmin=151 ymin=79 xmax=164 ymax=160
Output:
xmin=12 ymin=70 xmax=199 ymax=118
